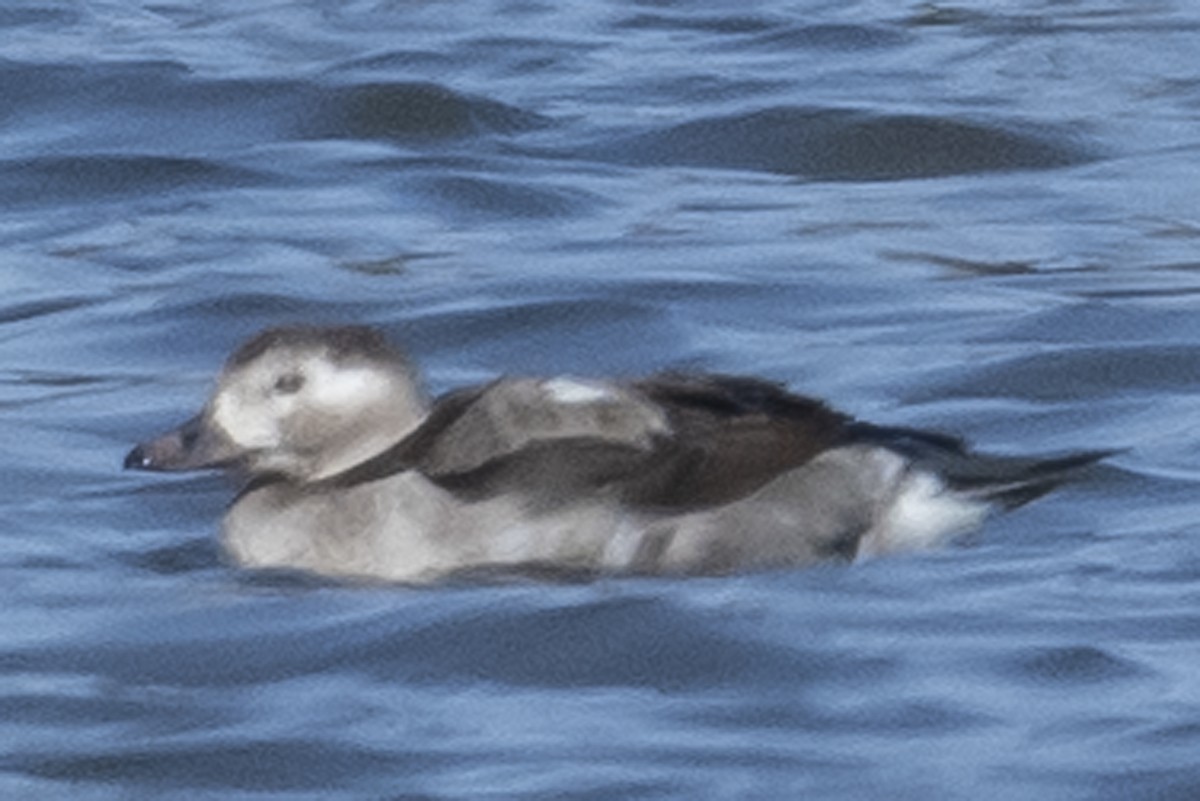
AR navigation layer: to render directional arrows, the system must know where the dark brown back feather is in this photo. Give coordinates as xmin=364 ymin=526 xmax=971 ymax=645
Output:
xmin=621 ymin=373 xmax=849 ymax=509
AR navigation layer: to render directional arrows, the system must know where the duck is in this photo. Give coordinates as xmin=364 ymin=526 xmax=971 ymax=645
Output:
xmin=124 ymin=325 xmax=1109 ymax=583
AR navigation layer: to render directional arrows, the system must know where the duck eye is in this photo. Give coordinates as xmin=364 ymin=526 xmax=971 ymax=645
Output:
xmin=273 ymin=373 xmax=305 ymax=395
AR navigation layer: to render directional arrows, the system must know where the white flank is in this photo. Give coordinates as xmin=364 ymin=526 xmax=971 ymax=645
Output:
xmin=871 ymin=469 xmax=989 ymax=555
xmin=601 ymin=515 xmax=648 ymax=570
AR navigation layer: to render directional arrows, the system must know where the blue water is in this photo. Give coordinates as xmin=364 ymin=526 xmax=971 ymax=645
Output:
xmin=3 ymin=1 xmax=1200 ymax=798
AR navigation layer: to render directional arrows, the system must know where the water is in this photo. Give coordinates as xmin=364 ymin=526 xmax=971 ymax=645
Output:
xmin=3 ymin=0 xmax=1200 ymax=798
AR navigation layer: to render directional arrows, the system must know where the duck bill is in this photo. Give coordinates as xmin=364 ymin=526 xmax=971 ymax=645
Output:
xmin=124 ymin=414 xmax=238 ymax=472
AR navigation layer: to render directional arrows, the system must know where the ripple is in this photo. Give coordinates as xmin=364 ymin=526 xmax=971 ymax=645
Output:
xmin=615 ymin=13 xmax=780 ymax=35
xmin=412 ymin=174 xmax=600 ymax=220
xmin=0 ymin=61 xmax=546 ymax=162
xmin=0 ymin=297 xmax=96 ymax=326
xmin=121 ymin=537 xmax=224 ymax=576
xmin=578 ymin=106 xmax=1098 ymax=180
xmin=401 ymin=291 xmax=685 ymax=376
xmin=0 ymin=590 xmax=824 ymax=693
xmin=1084 ymin=766 xmax=1200 ymax=801
xmin=8 ymin=740 xmax=451 ymax=793
xmin=307 ymin=82 xmax=550 ymax=143
xmin=906 ymin=345 xmax=1200 ymax=402
xmin=368 ymin=594 xmax=828 ymax=691
xmin=1001 ymin=644 xmax=1147 ymax=686
xmin=746 ymin=23 xmax=910 ymax=51
xmin=0 ymin=155 xmax=270 ymax=208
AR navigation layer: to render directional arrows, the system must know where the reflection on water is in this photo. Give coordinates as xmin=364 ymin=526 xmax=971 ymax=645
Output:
xmin=2 ymin=0 xmax=1200 ymax=798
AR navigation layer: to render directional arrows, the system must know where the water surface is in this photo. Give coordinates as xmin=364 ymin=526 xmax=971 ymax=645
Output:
xmin=3 ymin=1 xmax=1200 ymax=798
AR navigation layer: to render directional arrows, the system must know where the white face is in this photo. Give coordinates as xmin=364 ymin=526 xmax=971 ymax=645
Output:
xmin=207 ymin=346 xmax=414 ymax=479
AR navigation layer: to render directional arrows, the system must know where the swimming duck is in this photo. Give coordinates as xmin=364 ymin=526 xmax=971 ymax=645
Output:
xmin=124 ymin=325 xmax=1107 ymax=583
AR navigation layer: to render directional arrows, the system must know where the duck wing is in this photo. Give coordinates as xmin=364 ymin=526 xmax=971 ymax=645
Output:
xmin=337 ymin=373 xmax=849 ymax=511
xmin=412 ymin=377 xmax=673 ymax=502
xmin=326 ymin=377 xmax=664 ymax=496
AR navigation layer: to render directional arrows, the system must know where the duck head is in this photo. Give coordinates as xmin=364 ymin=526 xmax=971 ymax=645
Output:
xmin=124 ymin=326 xmax=429 ymax=483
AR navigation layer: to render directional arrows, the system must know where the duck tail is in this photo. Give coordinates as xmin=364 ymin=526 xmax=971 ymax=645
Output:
xmin=941 ymin=449 xmax=1116 ymax=510
xmin=845 ymin=422 xmax=1115 ymax=510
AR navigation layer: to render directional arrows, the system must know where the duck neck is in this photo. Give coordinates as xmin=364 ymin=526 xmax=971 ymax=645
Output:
xmin=305 ymin=385 xmax=430 ymax=483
